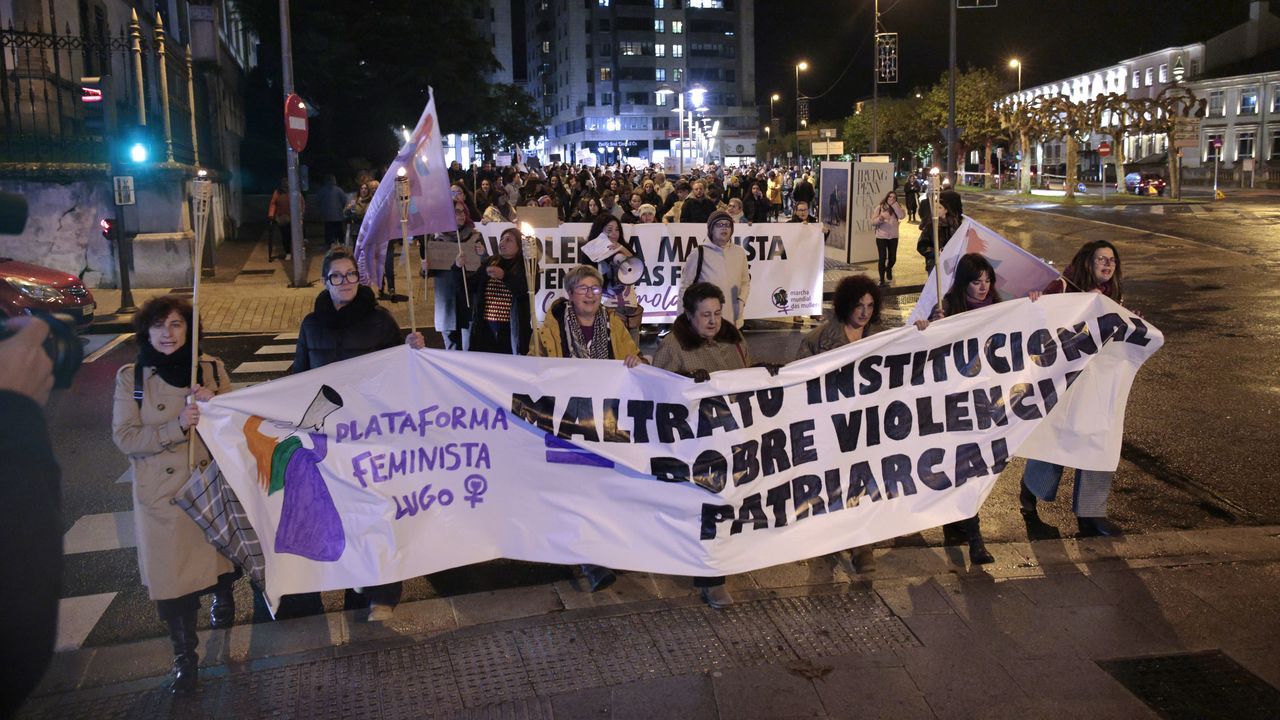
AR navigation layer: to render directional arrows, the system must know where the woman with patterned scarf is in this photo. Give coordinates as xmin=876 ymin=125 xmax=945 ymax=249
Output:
xmin=531 ymin=264 xmax=646 ymax=592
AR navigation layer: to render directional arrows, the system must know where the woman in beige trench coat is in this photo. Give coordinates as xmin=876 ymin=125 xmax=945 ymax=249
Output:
xmin=111 ymin=295 xmax=237 ymax=694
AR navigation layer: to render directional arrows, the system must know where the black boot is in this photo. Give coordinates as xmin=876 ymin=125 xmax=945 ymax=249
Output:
xmin=1019 ymin=482 xmax=1039 ymax=521
xmin=965 ymin=517 xmax=995 ymax=565
xmin=210 ymin=588 xmax=235 ymax=629
xmin=159 ymin=598 xmax=200 ymax=694
xmin=941 ymin=521 xmax=968 ymax=546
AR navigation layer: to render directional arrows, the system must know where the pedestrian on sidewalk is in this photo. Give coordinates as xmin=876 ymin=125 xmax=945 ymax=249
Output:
xmin=653 ymin=282 xmax=751 ymax=608
xmin=344 ymin=181 xmax=375 ymax=248
xmin=316 ymin=174 xmax=349 ymax=248
xmin=904 ymin=173 xmax=920 ymax=222
xmin=267 ymin=177 xmax=303 ymax=261
xmin=795 ymin=275 xmax=883 ymax=574
xmin=283 ymin=247 xmax=425 ymax=622
xmin=111 ymin=295 xmax=240 ymax=694
xmin=1021 ymin=240 xmax=1130 ymax=538
xmin=432 ymin=202 xmax=483 ymax=350
xmin=912 ymin=253 xmax=998 ymax=566
xmin=870 ymin=190 xmax=906 ymax=286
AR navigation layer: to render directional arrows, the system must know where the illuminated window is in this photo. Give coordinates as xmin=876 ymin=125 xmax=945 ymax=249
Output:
xmin=688 ymin=0 xmax=724 ymax=6
xmin=655 ymin=68 xmax=666 ymax=81
xmin=656 ymin=92 xmax=668 ymax=106
xmin=1240 ymin=87 xmax=1258 ymax=115
xmin=1131 ymin=70 xmax=1139 ymax=88
xmin=541 ymin=41 xmax=550 ymax=53
xmin=655 ymin=43 xmax=665 ymax=57
xmin=672 ymin=21 xmax=684 ymax=33
xmin=1237 ymin=130 xmax=1255 ymax=158
xmin=1206 ymin=132 xmax=1223 ymax=160
xmin=1158 ymin=64 xmax=1168 ymax=83
xmin=1144 ymin=67 xmax=1153 ymax=86
xmin=1208 ymin=90 xmax=1225 ymax=117
xmin=1272 ymin=85 xmax=1280 ymax=112
xmin=654 ymin=0 xmax=664 ymax=6
xmin=672 ymin=43 xmax=683 ymax=58
xmin=600 ymin=67 xmax=611 ymax=81
xmin=674 ymin=68 xmax=683 ymax=82
xmin=655 ymin=19 xmax=665 ymax=32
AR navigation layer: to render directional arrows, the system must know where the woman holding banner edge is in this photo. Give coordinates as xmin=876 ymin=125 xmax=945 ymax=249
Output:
xmin=913 ymin=253 xmax=998 ymax=565
xmin=1021 ymin=240 xmax=1128 ymax=537
xmin=532 ymin=264 xmax=647 ymax=593
xmin=795 ymin=275 xmax=883 ymax=574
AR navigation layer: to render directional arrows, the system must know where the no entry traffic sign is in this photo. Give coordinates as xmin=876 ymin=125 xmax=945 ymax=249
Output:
xmin=285 ymin=93 xmax=308 ymax=153
xmin=1098 ymin=141 xmax=1111 ymax=157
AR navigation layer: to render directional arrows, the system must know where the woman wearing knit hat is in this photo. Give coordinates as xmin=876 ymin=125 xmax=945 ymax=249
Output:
xmin=677 ymin=210 xmax=751 ymax=327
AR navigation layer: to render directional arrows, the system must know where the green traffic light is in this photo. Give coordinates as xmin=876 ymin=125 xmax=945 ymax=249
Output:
xmin=129 ymin=142 xmax=149 ymax=163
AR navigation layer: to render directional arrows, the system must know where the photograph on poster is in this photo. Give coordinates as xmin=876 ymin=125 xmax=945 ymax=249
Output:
xmin=818 ymin=164 xmax=850 ymax=252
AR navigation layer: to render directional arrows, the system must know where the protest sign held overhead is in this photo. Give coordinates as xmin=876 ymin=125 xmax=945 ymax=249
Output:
xmin=198 ymin=294 xmax=1162 ymax=610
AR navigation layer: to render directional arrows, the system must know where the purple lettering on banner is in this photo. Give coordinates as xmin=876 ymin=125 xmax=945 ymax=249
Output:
xmin=543 ymin=433 xmax=615 ymax=468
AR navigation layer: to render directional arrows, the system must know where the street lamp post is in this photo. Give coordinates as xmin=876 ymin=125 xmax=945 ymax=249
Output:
xmin=795 ymin=61 xmax=808 ymax=163
xmin=770 ymin=93 xmax=780 ymax=121
xmin=1009 ymin=58 xmax=1022 ymax=92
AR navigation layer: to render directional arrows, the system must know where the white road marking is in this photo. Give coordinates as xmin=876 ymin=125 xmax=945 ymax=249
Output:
xmin=55 ymin=593 xmax=117 ymax=651
xmin=63 ymin=511 xmax=136 ymax=554
xmin=274 ymin=332 xmax=299 ymax=341
xmin=253 ymin=344 xmax=297 ymax=355
xmin=83 ymin=333 xmax=132 ymax=363
xmin=232 ymin=360 xmax=294 ymax=374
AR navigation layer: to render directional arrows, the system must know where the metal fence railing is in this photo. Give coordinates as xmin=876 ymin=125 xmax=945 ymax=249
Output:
xmin=0 ymin=9 xmax=196 ymax=167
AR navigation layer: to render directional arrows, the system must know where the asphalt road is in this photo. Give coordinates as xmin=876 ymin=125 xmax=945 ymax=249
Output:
xmin=44 ymin=197 xmax=1279 ymax=646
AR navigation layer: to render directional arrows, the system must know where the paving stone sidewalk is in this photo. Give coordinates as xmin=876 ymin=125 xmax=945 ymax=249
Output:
xmin=19 ymin=526 xmax=1280 ymax=720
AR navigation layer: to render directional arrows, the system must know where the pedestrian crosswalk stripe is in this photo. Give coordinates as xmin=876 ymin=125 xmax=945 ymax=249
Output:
xmin=232 ymin=360 xmax=294 ymax=374
xmin=55 ymin=593 xmax=117 ymax=651
xmin=254 ymin=344 xmax=297 ymax=355
xmin=63 ymin=511 xmax=136 ymax=554
xmin=84 ymin=333 xmax=132 ymax=363
xmin=274 ymin=332 xmax=299 ymax=341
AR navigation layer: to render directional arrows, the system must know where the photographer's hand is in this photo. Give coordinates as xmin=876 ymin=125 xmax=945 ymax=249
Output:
xmin=0 ymin=317 xmax=53 ymax=406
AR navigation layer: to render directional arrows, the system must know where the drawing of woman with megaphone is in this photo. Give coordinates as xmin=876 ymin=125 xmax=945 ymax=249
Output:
xmin=242 ymin=384 xmax=346 ymax=562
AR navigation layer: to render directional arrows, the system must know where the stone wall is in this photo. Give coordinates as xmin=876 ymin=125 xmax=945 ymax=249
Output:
xmin=0 ymin=179 xmax=118 ymax=287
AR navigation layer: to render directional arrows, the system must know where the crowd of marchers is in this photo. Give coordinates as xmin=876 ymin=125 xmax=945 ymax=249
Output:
xmin=114 ymin=158 xmax=1138 ymax=696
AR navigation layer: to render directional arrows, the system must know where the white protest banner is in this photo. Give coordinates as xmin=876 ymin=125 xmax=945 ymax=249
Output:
xmin=908 ymin=217 xmax=1063 ymax=326
xmin=199 ymin=294 xmax=1160 ymax=609
xmin=473 ymin=222 xmax=824 ymax=323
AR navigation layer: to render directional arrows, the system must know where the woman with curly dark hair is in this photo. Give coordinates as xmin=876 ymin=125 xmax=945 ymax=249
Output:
xmin=796 ymin=274 xmax=881 ymax=359
xmin=112 ymin=295 xmax=238 ymax=694
xmin=1020 ymin=240 xmax=1128 ymax=537
xmin=914 ymin=252 xmax=998 ymax=566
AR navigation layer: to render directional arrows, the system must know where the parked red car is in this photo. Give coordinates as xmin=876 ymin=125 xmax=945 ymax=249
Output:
xmin=0 ymin=257 xmax=96 ymax=328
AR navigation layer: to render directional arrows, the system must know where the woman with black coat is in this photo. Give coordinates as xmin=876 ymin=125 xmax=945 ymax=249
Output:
xmin=287 ymin=247 xmax=425 ymax=621
xmin=460 ymin=227 xmax=533 ymax=355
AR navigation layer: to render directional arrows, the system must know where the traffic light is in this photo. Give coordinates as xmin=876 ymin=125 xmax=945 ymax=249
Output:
xmin=119 ymin=126 xmax=153 ymax=168
xmin=100 ymin=217 xmax=116 ymax=242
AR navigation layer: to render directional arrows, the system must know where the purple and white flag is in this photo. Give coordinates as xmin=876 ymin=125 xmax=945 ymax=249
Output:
xmin=355 ymin=88 xmax=456 ymax=288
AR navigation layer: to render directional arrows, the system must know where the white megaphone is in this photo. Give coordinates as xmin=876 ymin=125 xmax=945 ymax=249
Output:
xmin=295 ymin=385 xmax=345 ymax=431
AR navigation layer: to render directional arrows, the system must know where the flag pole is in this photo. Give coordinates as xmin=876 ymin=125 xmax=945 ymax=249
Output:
xmin=188 ymin=170 xmax=212 ymax=471
xmin=455 ymin=218 xmax=471 ymax=308
xmin=395 ymin=168 xmax=417 ymax=333
xmin=929 ymin=167 xmax=944 ymax=316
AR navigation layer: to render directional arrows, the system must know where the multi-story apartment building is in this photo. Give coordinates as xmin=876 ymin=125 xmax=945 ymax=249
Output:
xmin=524 ymin=0 xmax=758 ymax=166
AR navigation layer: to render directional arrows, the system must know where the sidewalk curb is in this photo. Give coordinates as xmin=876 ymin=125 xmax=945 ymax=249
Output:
xmin=29 ymin=524 xmax=1280 ymax=705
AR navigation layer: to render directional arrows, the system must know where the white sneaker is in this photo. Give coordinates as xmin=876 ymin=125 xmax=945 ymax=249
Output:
xmin=368 ymin=603 xmax=395 ymax=622
xmin=699 ymin=585 xmax=734 ymax=609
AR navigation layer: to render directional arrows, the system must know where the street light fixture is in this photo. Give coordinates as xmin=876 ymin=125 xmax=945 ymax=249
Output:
xmin=795 ymin=61 xmax=808 ymax=162
xmin=1009 ymin=58 xmax=1022 ymax=92
xmin=769 ymin=92 xmax=780 ymax=120
xmin=657 ymin=83 xmax=706 ymax=175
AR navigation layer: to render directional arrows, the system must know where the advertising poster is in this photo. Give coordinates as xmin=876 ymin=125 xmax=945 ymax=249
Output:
xmin=850 ymin=161 xmax=895 ymax=265
xmin=818 ymin=161 xmax=852 ymax=264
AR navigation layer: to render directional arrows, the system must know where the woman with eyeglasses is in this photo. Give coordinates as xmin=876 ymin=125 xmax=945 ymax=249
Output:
xmin=1021 ymin=240 xmax=1129 ymax=538
xmin=532 ymin=264 xmax=646 ymax=593
xmin=284 ymin=247 xmax=425 ymax=622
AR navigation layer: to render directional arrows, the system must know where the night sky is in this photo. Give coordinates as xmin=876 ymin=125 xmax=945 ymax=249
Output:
xmin=754 ymin=0 xmax=1263 ymax=125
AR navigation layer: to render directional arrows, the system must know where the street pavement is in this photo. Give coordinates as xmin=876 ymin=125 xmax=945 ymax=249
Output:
xmin=25 ymin=194 xmax=1280 ymax=718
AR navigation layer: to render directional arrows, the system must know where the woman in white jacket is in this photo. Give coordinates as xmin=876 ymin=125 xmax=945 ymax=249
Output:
xmin=869 ymin=190 xmax=906 ymax=286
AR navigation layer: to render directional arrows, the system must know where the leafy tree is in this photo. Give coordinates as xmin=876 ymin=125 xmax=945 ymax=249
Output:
xmin=922 ymin=68 xmax=1005 ymax=188
xmin=237 ymin=0 xmax=505 ymax=182
xmin=472 ymin=84 xmax=545 ymax=158
xmin=841 ymin=111 xmax=872 ymax=154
